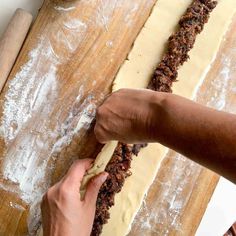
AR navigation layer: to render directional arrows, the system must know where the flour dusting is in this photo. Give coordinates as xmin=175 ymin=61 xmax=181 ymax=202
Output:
xmin=1 ymin=36 xmax=59 ymax=202
xmin=52 ymin=91 xmax=96 ymax=154
xmin=206 ymin=56 xmax=234 ymax=111
xmin=196 ymin=49 xmax=236 ymax=114
xmin=63 ymin=19 xmax=87 ymax=31
xmin=134 ymin=153 xmax=201 ymax=235
xmin=54 ymin=6 xmax=76 ymax=12
xmin=0 ymin=18 xmax=95 ymax=233
xmin=96 ymin=1 xmax=117 ymax=30
xmin=124 ymin=3 xmax=139 ymax=26
xmin=9 ymin=201 xmax=26 ymax=211
xmin=54 ymin=19 xmax=88 ymax=53
xmin=0 ymin=39 xmax=58 ymax=143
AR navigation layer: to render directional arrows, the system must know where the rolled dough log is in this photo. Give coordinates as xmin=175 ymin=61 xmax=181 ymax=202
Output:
xmin=85 ymin=0 xmax=236 ymax=235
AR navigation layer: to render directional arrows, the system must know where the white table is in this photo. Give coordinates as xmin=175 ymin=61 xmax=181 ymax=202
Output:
xmin=1 ymin=1 xmax=236 ymax=235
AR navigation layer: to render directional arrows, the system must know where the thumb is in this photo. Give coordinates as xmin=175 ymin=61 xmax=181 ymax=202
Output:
xmin=85 ymin=172 xmax=108 ymax=205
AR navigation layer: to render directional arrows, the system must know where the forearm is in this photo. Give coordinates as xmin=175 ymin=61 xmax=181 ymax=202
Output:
xmin=152 ymin=92 xmax=236 ymax=183
xmin=95 ymin=89 xmax=236 ymax=183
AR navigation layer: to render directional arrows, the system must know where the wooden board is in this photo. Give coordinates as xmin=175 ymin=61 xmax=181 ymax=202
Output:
xmin=0 ymin=0 xmax=235 ymax=235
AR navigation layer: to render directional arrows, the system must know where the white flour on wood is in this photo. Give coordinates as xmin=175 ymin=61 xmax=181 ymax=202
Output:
xmin=53 ymin=19 xmax=87 ymax=53
xmin=0 ymin=11 xmax=95 ymax=233
xmin=1 ymin=36 xmax=59 ymax=197
xmin=9 ymin=201 xmax=26 ymax=211
xmin=80 ymin=0 xmax=149 ymax=30
xmin=54 ymin=6 xmax=76 ymax=12
xmin=124 ymin=3 xmax=139 ymax=27
xmin=206 ymin=55 xmax=236 ymax=112
xmin=0 ymin=38 xmax=58 ymax=142
xmin=63 ymin=18 xmax=87 ymax=31
xmin=52 ymin=89 xmax=96 ymax=154
xmin=134 ymin=154 xmax=202 ymax=235
xmin=95 ymin=0 xmax=118 ymax=30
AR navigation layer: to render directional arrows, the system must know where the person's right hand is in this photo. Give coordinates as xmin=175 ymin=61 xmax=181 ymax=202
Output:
xmin=41 ymin=159 xmax=108 ymax=236
xmin=94 ymin=89 xmax=164 ymax=144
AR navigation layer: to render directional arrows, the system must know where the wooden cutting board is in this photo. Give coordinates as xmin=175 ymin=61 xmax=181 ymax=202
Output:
xmin=0 ymin=0 xmax=235 ymax=235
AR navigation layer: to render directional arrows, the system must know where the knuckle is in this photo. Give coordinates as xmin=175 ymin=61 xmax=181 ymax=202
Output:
xmin=46 ymin=188 xmax=55 ymax=202
xmin=96 ymin=107 xmax=103 ymax=117
xmin=95 ymin=130 xmax=105 ymax=143
xmin=94 ymin=125 xmax=101 ymax=135
xmin=58 ymin=183 xmax=69 ymax=197
xmin=41 ymin=190 xmax=53 ymax=207
xmin=94 ymin=124 xmax=102 ymax=135
xmin=90 ymin=177 xmax=100 ymax=189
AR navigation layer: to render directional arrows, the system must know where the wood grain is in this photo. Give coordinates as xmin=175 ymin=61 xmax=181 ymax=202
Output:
xmin=0 ymin=0 xmax=235 ymax=235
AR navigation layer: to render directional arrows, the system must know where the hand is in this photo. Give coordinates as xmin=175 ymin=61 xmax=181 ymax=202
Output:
xmin=95 ymin=89 xmax=162 ymax=144
xmin=41 ymin=159 xmax=108 ymax=236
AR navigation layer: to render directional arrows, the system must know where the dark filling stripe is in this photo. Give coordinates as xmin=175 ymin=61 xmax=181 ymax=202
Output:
xmin=92 ymin=0 xmax=217 ymax=235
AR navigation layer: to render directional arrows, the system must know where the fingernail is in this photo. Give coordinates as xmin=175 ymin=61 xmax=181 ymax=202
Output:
xmin=100 ymin=172 xmax=108 ymax=182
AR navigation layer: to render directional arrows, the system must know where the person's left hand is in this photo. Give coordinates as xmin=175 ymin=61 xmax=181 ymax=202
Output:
xmin=41 ymin=159 xmax=108 ymax=236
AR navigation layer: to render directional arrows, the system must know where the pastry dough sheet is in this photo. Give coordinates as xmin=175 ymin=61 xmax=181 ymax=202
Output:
xmin=99 ymin=0 xmax=236 ymax=235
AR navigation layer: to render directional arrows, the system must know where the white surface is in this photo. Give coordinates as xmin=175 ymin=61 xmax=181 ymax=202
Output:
xmin=0 ymin=1 xmax=236 ymax=235
xmin=197 ymin=178 xmax=236 ymax=236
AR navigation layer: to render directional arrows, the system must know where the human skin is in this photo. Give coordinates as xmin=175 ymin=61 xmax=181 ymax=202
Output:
xmin=94 ymin=89 xmax=236 ymax=183
xmin=41 ymin=159 xmax=108 ymax=236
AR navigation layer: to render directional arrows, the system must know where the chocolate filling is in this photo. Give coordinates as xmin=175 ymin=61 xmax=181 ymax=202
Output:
xmin=91 ymin=1 xmax=217 ymax=235
xmin=92 ymin=143 xmax=133 ymax=235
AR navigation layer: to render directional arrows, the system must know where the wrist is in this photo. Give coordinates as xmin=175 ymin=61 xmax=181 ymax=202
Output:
xmin=148 ymin=91 xmax=169 ymax=142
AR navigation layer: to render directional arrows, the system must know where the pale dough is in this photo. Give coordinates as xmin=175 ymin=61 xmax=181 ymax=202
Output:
xmin=80 ymin=141 xmax=118 ymax=199
xmin=84 ymin=0 xmax=236 ymax=235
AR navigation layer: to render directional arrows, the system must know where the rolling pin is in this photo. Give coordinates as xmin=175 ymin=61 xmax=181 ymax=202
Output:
xmin=0 ymin=8 xmax=33 ymax=92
